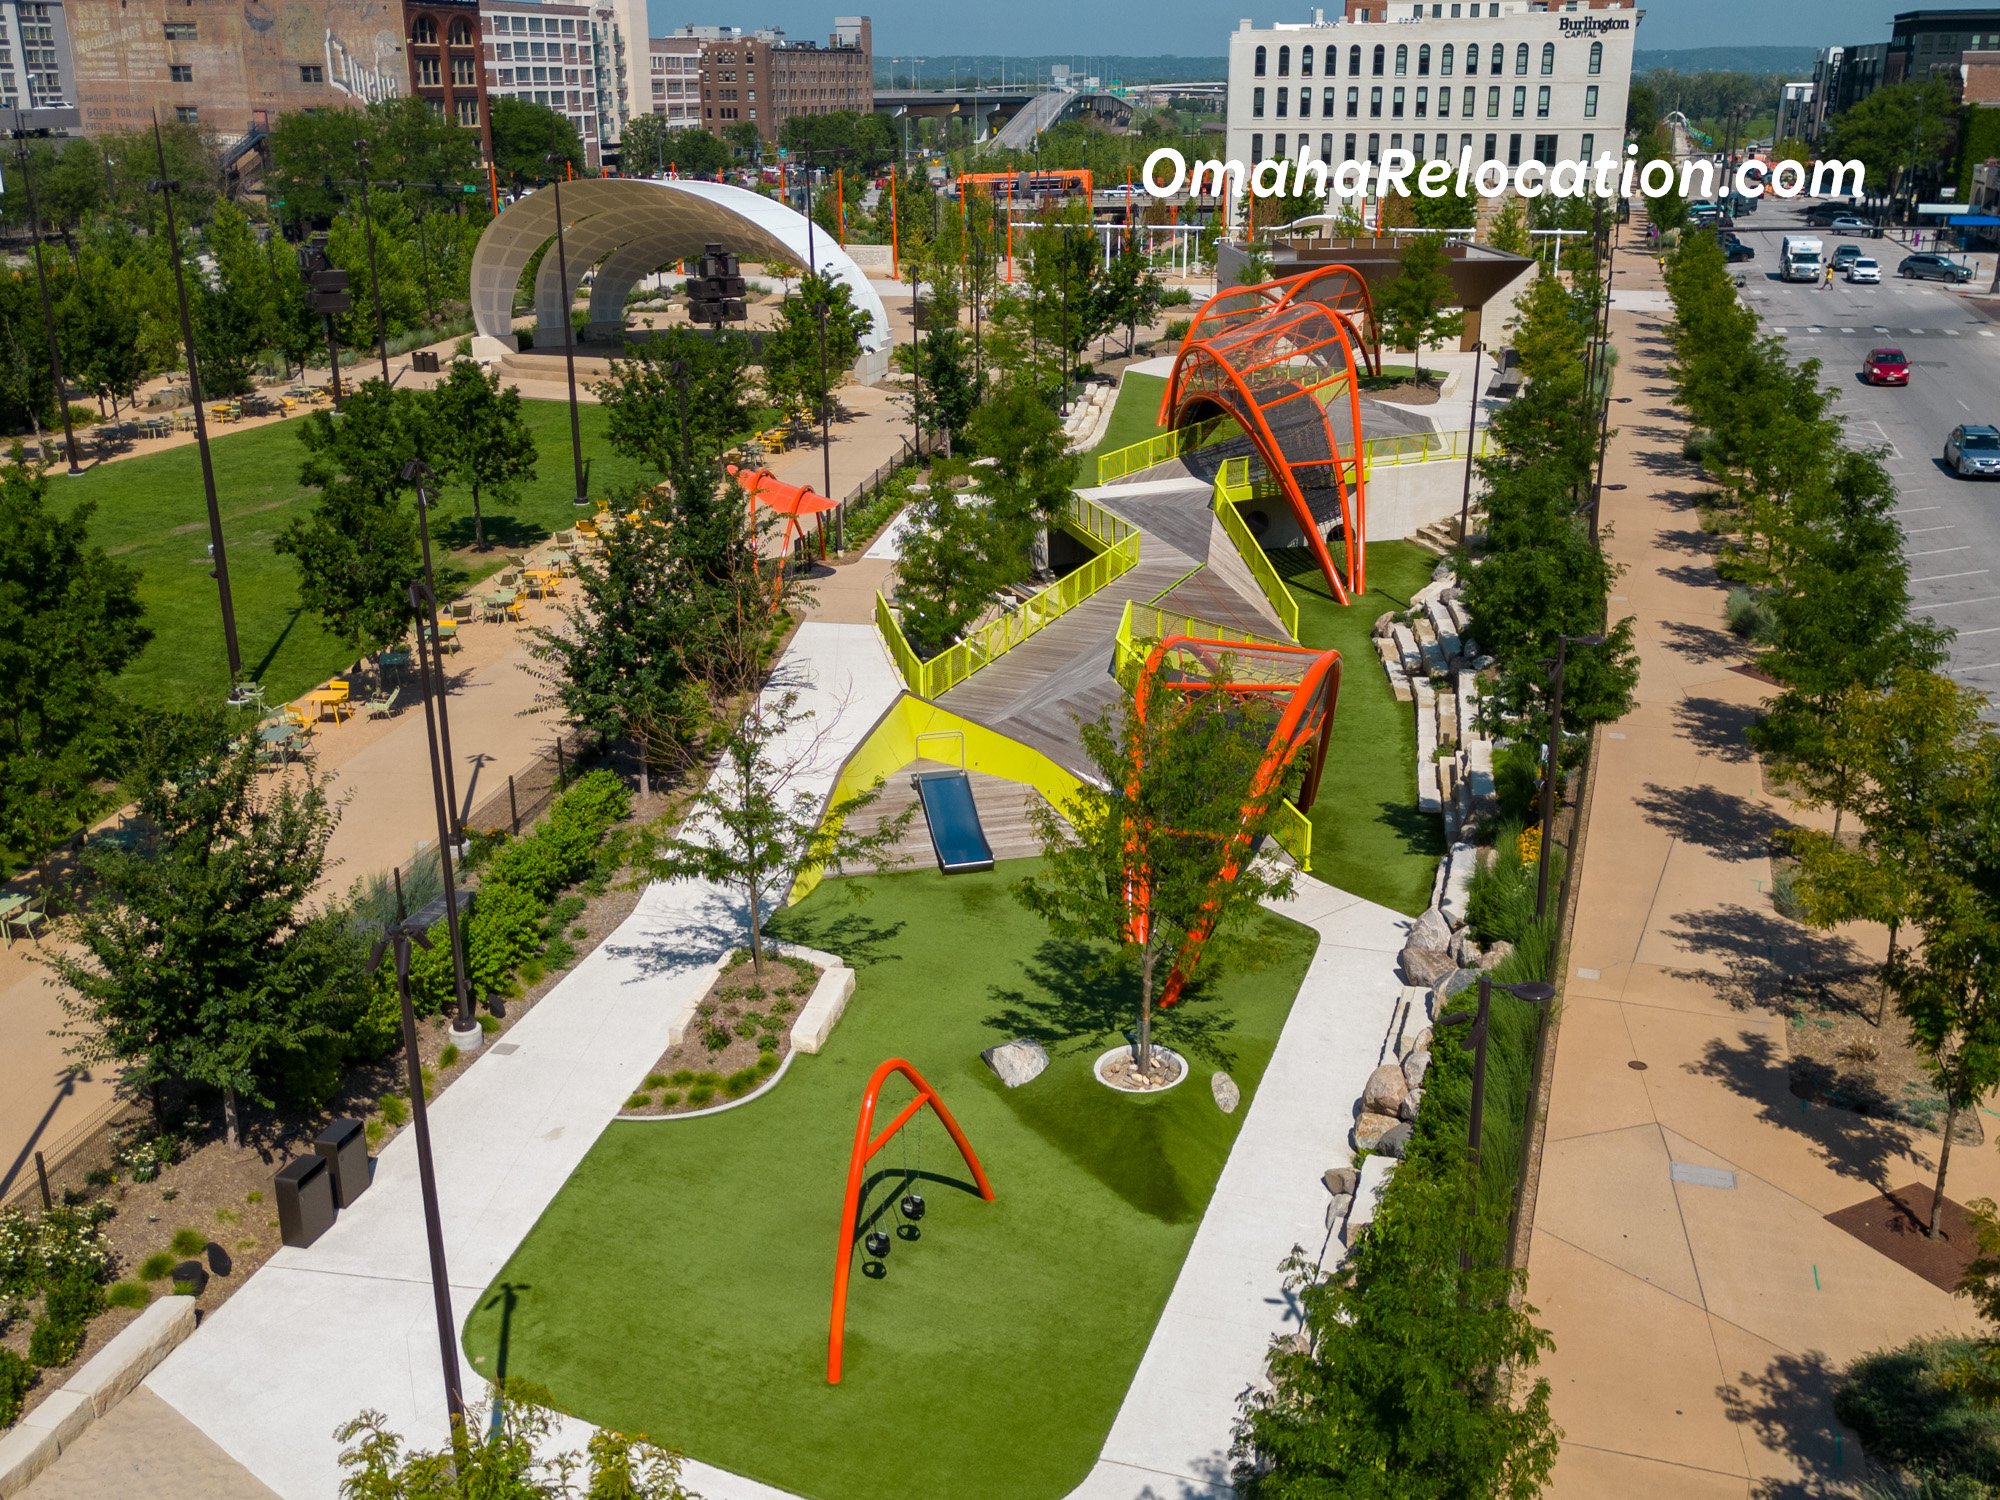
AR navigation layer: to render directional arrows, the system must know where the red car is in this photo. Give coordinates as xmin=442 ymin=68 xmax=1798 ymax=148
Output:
xmin=1862 ymin=348 xmax=1911 ymax=386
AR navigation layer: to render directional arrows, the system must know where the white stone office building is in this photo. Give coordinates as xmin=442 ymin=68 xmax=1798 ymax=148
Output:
xmin=1224 ymin=1 xmax=1640 ymax=189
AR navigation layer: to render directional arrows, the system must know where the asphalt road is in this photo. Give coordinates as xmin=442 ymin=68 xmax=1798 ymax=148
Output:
xmin=1721 ymin=204 xmax=2000 ymax=701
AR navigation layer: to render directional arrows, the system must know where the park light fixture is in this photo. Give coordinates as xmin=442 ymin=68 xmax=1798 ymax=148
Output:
xmin=1535 ymin=632 xmax=1605 ymax=921
xmin=1437 ymin=973 xmax=1558 ymax=1241
xmin=544 ymin=153 xmax=590 ymax=507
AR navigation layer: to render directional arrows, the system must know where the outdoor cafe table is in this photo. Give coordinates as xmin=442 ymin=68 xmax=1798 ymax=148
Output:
xmin=301 ymin=688 xmax=348 ymax=723
xmin=483 ymin=590 xmax=516 ymax=620
xmin=258 ymin=723 xmax=303 ymax=762
xmin=377 ymin=649 xmax=411 ymax=675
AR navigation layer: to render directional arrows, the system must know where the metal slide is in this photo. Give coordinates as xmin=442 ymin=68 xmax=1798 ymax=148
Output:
xmin=911 ymin=770 xmax=995 ymax=874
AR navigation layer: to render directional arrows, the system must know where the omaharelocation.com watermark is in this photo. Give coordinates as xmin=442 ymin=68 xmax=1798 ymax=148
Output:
xmin=1139 ymin=146 xmax=1866 ymax=204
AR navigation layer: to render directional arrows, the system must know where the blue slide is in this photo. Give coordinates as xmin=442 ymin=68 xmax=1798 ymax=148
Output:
xmin=911 ymin=770 xmax=995 ymax=874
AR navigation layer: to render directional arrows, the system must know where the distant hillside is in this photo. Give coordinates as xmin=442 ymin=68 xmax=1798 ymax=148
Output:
xmin=874 ymin=55 xmax=1226 ymax=88
xmin=1635 ymin=46 xmax=1821 ymax=76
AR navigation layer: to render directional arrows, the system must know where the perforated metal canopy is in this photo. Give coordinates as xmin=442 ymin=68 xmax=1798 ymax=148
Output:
xmin=469 ymin=177 xmax=891 ymax=360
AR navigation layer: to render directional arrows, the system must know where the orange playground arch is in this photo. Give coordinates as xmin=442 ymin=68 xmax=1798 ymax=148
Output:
xmin=1159 ymin=266 xmax=1381 ymax=603
xmin=826 ymin=1057 xmax=995 ymax=1384
xmin=1127 ymin=634 xmax=1343 ymax=1008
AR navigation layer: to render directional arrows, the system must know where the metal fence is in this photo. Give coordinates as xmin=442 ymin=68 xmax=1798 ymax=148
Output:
xmin=461 ymin=725 xmax=603 ymax=840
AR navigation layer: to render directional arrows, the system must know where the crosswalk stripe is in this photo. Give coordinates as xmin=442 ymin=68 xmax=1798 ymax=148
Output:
xmin=1875 ymin=325 xmax=1890 ymax=332
xmin=1840 ymin=327 xmax=1855 ymax=333
xmin=1984 ymin=330 xmax=1996 ymax=337
xmin=1949 ymin=329 xmax=1963 ymax=336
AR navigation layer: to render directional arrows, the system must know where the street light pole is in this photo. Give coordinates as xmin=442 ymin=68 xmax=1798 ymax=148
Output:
xmin=1437 ymin=975 xmax=1555 ymax=1266
xmin=352 ymin=141 xmax=392 ymax=385
xmin=1456 ymin=339 xmax=1485 ymax=545
xmin=546 ymin=158 xmax=589 ymax=508
xmin=1535 ymin=631 xmax=1604 ymax=922
xmin=407 ymin=575 xmax=481 ymax=1053
xmin=813 ymin=301 xmax=838 ymax=548
xmin=150 ymin=117 xmax=242 ymax=682
xmin=403 ymin=462 xmax=465 ymax=848
xmin=368 ymin=871 xmax=466 ymax=1433
xmin=13 ymin=118 xmax=80 ymax=477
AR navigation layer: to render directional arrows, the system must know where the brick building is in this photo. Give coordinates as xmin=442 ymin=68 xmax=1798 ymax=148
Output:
xmin=403 ymin=0 xmax=490 ymax=157
xmin=480 ymin=0 xmax=601 ymax=167
xmin=690 ymin=15 xmax=870 ymax=146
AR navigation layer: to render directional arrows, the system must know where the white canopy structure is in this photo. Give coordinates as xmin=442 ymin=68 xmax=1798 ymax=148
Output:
xmin=468 ymin=177 xmax=892 ymax=382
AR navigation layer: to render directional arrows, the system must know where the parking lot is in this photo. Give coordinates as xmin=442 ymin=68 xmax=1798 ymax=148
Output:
xmin=1725 ymin=204 xmax=2000 ymax=701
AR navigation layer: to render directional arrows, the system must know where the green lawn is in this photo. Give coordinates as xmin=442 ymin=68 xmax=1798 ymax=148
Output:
xmin=58 ymin=399 xmax=654 ymax=707
xmin=462 ymin=863 xmax=1319 ymax=1500
xmin=1079 ymin=371 xmax=1169 ymax=481
xmin=1282 ymin=541 xmax=1446 ymax=916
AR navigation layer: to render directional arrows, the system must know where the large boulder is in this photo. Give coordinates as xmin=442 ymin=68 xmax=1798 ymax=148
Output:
xmin=1325 ymin=1191 xmax=1355 ymax=1231
xmin=980 ymin=1038 xmax=1049 ymax=1089
xmin=1376 ymin=1122 xmax=1415 ymax=1159
xmin=1212 ymin=1071 xmax=1241 ymax=1114
xmin=1479 ymin=940 xmax=1515 ymax=972
xmin=1407 ymin=907 xmax=1453 ymax=954
xmin=1434 ymin=968 xmax=1482 ymax=1006
xmin=1398 ymin=1087 xmax=1423 ymax=1122
xmin=1362 ymin=1063 xmax=1410 ymax=1118
xmin=1400 ymin=943 xmax=1457 ymax=987
xmin=1353 ymin=1111 xmax=1401 ymax=1151
xmin=1402 ymin=1048 xmax=1432 ymax=1091
xmin=1322 ymin=1165 xmax=1359 ymax=1197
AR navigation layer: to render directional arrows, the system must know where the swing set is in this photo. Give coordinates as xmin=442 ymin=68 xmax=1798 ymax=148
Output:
xmin=826 ymin=1057 xmax=994 ymax=1384
xmin=727 ymin=463 xmax=838 ymax=604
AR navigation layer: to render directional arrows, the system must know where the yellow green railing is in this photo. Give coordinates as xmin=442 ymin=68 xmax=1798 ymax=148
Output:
xmin=1269 ymin=797 xmax=1314 ymax=871
xmin=791 ymin=695 xmax=1088 ymax=903
xmin=1093 ymin=417 xmax=1223 ymax=486
xmin=875 ymin=494 xmax=1141 ymax=700
xmin=1360 ymin=427 xmax=1497 ymax=470
xmin=1211 ymin=472 xmax=1301 ymax=641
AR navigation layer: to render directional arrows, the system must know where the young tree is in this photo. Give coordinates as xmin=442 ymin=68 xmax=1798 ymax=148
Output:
xmin=0 ymin=465 xmax=150 ymax=870
xmin=759 ymin=272 xmax=867 ymax=419
xmin=919 ymin=328 xmax=979 ymax=449
xmin=639 ymin=690 xmax=909 ymax=978
xmin=890 ymin=484 xmax=1008 ymax=659
xmin=1094 ymin=240 xmax=1166 ymax=356
xmin=664 ymin=126 xmax=731 ymax=177
xmin=424 ymin=358 xmax=539 ymax=548
xmin=596 ymin=327 xmax=752 ymax=480
xmin=490 ymin=97 xmax=586 ymax=187
xmin=724 ymin=120 xmax=762 ymax=162
xmin=50 ymin=711 xmax=354 ymax=1145
xmin=1015 ymin=665 xmax=1296 ymax=1075
xmin=275 ymin=381 xmax=427 ymax=652
xmin=964 ymin=378 xmax=1071 ymax=551
xmin=1488 ymin=198 xmax=1532 ymax=257
xmin=1377 ymin=232 xmax=1465 ymax=384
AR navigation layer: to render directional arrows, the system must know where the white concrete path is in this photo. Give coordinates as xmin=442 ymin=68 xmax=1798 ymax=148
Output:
xmin=142 ymin=617 xmax=1410 ymax=1500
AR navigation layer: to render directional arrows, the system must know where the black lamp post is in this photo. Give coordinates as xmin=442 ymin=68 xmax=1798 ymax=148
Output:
xmin=367 ymin=871 xmax=466 ymax=1432
xmin=150 ymin=118 xmax=242 ymax=683
xmin=1535 ymin=631 xmax=1604 ymax=922
xmin=1437 ymin=974 xmax=1556 ymax=1265
xmin=1456 ymin=339 xmax=1485 ymax=545
xmin=352 ymin=141 xmax=392 ymax=385
xmin=801 ymin=144 xmax=819 ymax=276
xmin=813 ymin=300 xmax=839 ymax=548
xmin=13 ymin=117 xmax=79 ymax=477
xmin=544 ymin=156 xmax=589 ymax=508
xmin=407 ymin=574 xmax=480 ymax=1052
xmin=403 ymin=462 xmax=465 ymax=848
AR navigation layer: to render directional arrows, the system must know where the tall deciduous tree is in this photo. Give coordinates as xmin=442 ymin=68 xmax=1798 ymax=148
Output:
xmin=759 ymin=272 xmax=866 ymax=419
xmin=1015 ymin=667 xmax=1296 ymax=1074
xmin=491 ymin=98 xmax=587 ymax=187
xmin=596 ymin=326 xmax=752 ymax=482
xmin=275 ymin=381 xmax=427 ymax=652
xmin=51 ymin=711 xmax=354 ymax=1146
xmin=1378 ymin=232 xmax=1465 ymax=384
xmin=0 ymin=465 xmax=149 ymax=869
xmin=424 ymin=359 xmax=539 ymax=548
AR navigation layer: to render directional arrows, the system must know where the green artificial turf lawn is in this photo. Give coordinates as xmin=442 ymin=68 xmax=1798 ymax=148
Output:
xmin=1281 ymin=540 xmax=1446 ymax=916
xmin=54 ymin=400 xmax=654 ymax=708
xmin=461 ymin=862 xmax=1319 ymax=1500
xmin=1079 ymin=371 xmax=1168 ymax=479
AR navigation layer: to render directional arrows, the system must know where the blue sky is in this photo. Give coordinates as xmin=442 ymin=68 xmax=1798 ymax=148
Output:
xmin=646 ymin=0 xmax=1927 ymax=60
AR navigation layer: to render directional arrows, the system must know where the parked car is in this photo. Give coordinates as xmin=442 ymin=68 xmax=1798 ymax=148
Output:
xmin=1946 ymin=423 xmax=2000 ymax=477
xmin=1832 ymin=243 xmax=1863 ymax=270
xmin=1901 ymin=253 xmax=1976 ymax=283
xmin=1861 ymin=347 xmax=1909 ymax=385
xmin=1804 ymin=201 xmax=1864 ymax=225
xmin=1847 ymin=257 xmax=1882 ymax=284
xmin=1829 ymin=215 xmax=1872 ymax=235
xmin=1723 ymin=240 xmax=1756 ymax=263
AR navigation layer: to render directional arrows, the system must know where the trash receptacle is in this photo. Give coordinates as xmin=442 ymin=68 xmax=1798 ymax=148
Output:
xmin=274 ymin=1154 xmax=337 ymax=1249
xmin=314 ymin=1117 xmax=369 ymax=1209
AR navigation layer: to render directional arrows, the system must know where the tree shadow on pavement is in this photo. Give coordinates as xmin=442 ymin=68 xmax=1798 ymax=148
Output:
xmin=1660 ymin=620 xmax=1749 ymax=668
xmin=1671 ymin=694 xmax=1761 ymax=763
xmin=1635 ymin=784 xmax=1785 ymax=858
xmin=1718 ymin=1347 xmax=1880 ymax=1500
xmin=1685 ymin=1027 xmax=1928 ymax=1194
xmin=1661 ymin=902 xmax=1870 ymax=1011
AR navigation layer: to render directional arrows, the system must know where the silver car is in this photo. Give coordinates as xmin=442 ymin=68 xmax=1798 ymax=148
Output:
xmin=1946 ymin=424 xmax=2000 ymax=478
xmin=1847 ymin=257 xmax=1881 ymax=283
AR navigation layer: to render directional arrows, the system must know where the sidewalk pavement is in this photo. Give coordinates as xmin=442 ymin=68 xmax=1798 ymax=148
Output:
xmin=1526 ymin=222 xmax=1999 ymax=1497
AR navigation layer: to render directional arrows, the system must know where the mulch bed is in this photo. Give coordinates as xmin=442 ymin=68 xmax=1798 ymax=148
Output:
xmin=1729 ymin=661 xmax=1783 ymax=687
xmin=1783 ymin=974 xmax=1983 ymax=1147
xmin=1826 ymin=1182 xmax=1981 ymax=1292
xmin=619 ymin=950 xmax=819 ymax=1115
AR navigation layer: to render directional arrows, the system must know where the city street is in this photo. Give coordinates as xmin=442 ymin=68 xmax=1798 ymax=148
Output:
xmin=1724 ymin=205 xmax=2000 ymax=698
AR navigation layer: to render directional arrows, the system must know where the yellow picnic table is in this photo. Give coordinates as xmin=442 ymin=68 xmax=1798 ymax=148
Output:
xmin=301 ymin=686 xmax=351 ymax=723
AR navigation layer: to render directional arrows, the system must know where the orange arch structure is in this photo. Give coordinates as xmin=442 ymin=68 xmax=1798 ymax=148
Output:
xmin=1159 ymin=267 xmax=1381 ymax=604
xmin=729 ymin=463 xmax=838 ymax=605
xmin=826 ymin=1057 xmax=995 ymax=1385
xmin=1127 ymin=635 xmax=1343 ymax=1008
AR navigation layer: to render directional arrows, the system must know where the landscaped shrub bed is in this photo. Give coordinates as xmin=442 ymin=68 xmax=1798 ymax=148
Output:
xmin=623 ymin=949 xmax=815 ymax=1114
xmin=0 ymin=1201 xmax=113 ymax=1422
xmin=1837 ymin=1336 xmax=2000 ymax=1492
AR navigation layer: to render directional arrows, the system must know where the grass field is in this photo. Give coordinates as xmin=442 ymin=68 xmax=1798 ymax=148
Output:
xmin=57 ymin=400 xmax=655 ymax=707
xmin=1283 ymin=541 xmax=1446 ymax=916
xmin=1079 ymin=371 xmax=1169 ymax=480
xmin=461 ymin=863 xmax=1319 ymax=1500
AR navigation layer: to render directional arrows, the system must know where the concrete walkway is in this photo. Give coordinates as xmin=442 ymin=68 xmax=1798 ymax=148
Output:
xmin=1527 ymin=220 xmax=1999 ymax=1497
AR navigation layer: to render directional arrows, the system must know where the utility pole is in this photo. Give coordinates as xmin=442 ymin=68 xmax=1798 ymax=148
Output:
xmin=12 ymin=114 xmax=79 ymax=476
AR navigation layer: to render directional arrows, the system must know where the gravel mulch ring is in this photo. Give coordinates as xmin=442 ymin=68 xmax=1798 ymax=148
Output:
xmin=1826 ymin=1182 xmax=1981 ymax=1292
xmin=620 ymin=950 xmax=819 ymax=1115
xmin=1097 ymin=1047 xmax=1187 ymax=1093
xmin=1785 ymin=977 xmax=1983 ymax=1146
xmin=5 ymin=786 xmax=670 ymax=1427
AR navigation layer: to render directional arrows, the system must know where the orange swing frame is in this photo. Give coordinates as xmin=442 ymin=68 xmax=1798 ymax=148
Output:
xmin=826 ymin=1057 xmax=995 ymax=1384
xmin=728 ymin=463 xmax=837 ymax=605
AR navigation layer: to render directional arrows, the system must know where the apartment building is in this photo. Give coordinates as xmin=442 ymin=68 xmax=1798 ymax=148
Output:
xmin=1223 ymin=0 xmax=1639 ymax=188
xmin=404 ymin=0 xmax=491 ymax=156
xmin=0 ymin=2 xmax=80 ymax=132
xmin=648 ymin=34 xmax=700 ymax=125
xmin=690 ymin=15 xmax=871 ymax=146
xmin=480 ymin=0 xmax=601 ymax=165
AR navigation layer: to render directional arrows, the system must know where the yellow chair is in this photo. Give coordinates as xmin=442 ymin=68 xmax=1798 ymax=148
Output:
xmin=505 ymin=591 xmax=528 ymax=623
xmin=283 ymin=704 xmax=314 ymax=735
